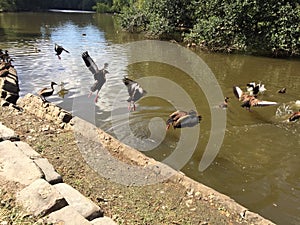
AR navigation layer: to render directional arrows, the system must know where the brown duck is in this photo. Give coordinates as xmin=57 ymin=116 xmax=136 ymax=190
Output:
xmin=288 ymin=110 xmax=300 ymax=122
xmin=233 ymin=86 xmax=277 ymax=110
xmin=38 ymin=82 xmax=57 ymax=102
xmin=166 ymin=110 xmax=202 ymax=130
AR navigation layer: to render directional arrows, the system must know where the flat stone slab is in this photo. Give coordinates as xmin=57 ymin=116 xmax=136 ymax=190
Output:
xmin=91 ymin=217 xmax=118 ymax=225
xmin=46 ymin=205 xmax=91 ymax=225
xmin=0 ymin=122 xmax=19 ymax=141
xmin=0 ymin=140 xmax=43 ymax=185
xmin=16 ymin=179 xmax=68 ymax=217
xmin=34 ymin=158 xmax=63 ymax=184
xmin=14 ymin=141 xmax=41 ymax=159
xmin=54 ymin=183 xmax=103 ymax=220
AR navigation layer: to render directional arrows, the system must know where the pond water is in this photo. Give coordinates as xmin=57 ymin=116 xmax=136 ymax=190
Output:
xmin=1 ymin=11 xmax=299 ymax=224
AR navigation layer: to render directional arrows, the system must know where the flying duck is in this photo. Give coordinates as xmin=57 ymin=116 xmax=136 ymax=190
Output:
xmin=166 ymin=110 xmax=202 ymax=130
xmin=82 ymin=51 xmax=109 ymax=103
xmin=246 ymin=82 xmax=266 ymax=95
xmin=233 ymin=86 xmax=277 ymax=110
xmin=54 ymin=44 xmax=69 ymax=60
xmin=288 ymin=110 xmax=300 ymax=122
xmin=219 ymin=97 xmax=229 ymax=109
xmin=38 ymin=82 xmax=57 ymax=102
xmin=122 ymin=76 xmax=147 ymax=111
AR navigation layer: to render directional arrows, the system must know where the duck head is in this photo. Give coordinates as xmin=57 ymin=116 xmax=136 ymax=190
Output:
xmin=51 ymin=82 xmax=58 ymax=87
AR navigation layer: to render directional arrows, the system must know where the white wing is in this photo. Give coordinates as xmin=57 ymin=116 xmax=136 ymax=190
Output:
xmin=256 ymin=101 xmax=278 ymax=106
xmin=233 ymin=86 xmax=243 ymax=99
xmin=82 ymin=52 xmax=99 ymax=75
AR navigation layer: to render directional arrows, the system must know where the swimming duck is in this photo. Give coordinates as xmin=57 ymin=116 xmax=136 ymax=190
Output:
xmin=82 ymin=51 xmax=109 ymax=103
xmin=38 ymin=82 xmax=57 ymax=102
xmin=219 ymin=97 xmax=229 ymax=109
xmin=278 ymin=88 xmax=286 ymax=94
xmin=233 ymin=86 xmax=277 ymax=110
xmin=246 ymin=82 xmax=266 ymax=95
xmin=34 ymin=47 xmax=41 ymax=53
xmin=166 ymin=110 xmax=202 ymax=130
xmin=54 ymin=44 xmax=69 ymax=60
xmin=122 ymin=77 xmax=147 ymax=111
xmin=288 ymin=110 xmax=300 ymax=122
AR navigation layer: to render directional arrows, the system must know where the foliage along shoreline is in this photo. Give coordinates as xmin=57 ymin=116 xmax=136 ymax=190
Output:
xmin=1 ymin=0 xmax=299 ymax=57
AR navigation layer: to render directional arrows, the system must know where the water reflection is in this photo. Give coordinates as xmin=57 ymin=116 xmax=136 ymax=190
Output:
xmin=1 ymin=12 xmax=300 ymax=225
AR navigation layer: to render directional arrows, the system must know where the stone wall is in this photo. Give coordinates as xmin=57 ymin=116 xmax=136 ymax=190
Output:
xmin=0 ymin=61 xmax=19 ymax=105
xmin=0 ymin=122 xmax=116 ymax=225
xmin=19 ymin=93 xmax=73 ymax=129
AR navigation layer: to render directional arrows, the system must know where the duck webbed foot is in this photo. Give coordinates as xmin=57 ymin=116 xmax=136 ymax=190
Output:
xmin=94 ymin=96 xmax=99 ymax=103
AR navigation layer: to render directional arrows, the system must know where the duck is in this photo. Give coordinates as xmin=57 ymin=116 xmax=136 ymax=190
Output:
xmin=246 ymin=82 xmax=266 ymax=95
xmin=0 ymin=50 xmax=10 ymax=63
xmin=34 ymin=47 xmax=41 ymax=53
xmin=37 ymin=82 xmax=57 ymax=102
xmin=288 ymin=110 xmax=300 ymax=122
xmin=278 ymin=87 xmax=286 ymax=94
xmin=233 ymin=86 xmax=277 ymax=110
xmin=219 ymin=97 xmax=229 ymax=109
xmin=82 ymin=51 xmax=109 ymax=103
xmin=122 ymin=76 xmax=147 ymax=111
xmin=54 ymin=43 xmax=69 ymax=60
xmin=166 ymin=110 xmax=202 ymax=130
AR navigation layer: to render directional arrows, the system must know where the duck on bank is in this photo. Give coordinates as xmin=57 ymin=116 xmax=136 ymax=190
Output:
xmin=37 ymin=82 xmax=57 ymax=102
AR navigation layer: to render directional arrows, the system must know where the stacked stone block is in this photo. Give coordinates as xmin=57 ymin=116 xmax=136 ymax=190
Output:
xmin=0 ymin=61 xmax=19 ymax=105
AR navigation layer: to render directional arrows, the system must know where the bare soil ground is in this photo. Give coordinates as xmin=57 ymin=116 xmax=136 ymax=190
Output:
xmin=0 ymin=106 xmax=254 ymax=225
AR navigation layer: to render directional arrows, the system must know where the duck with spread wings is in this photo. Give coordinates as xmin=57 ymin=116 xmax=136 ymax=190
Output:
xmin=122 ymin=76 xmax=146 ymax=111
xmin=233 ymin=86 xmax=277 ymax=110
xmin=82 ymin=51 xmax=109 ymax=103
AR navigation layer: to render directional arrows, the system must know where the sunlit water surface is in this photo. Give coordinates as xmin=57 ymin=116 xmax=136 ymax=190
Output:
xmin=1 ymin=11 xmax=300 ymax=224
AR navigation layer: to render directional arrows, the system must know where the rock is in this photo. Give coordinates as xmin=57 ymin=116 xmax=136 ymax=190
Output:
xmin=58 ymin=111 xmax=73 ymax=123
xmin=0 ymin=123 xmax=20 ymax=141
xmin=2 ymin=79 xmax=19 ymax=93
xmin=34 ymin=158 xmax=63 ymax=184
xmin=18 ymin=94 xmax=73 ymax=127
xmin=0 ymin=140 xmax=43 ymax=185
xmin=0 ymin=99 xmax=10 ymax=107
xmin=14 ymin=141 xmax=41 ymax=159
xmin=91 ymin=216 xmax=118 ymax=225
xmin=5 ymin=92 xmax=19 ymax=105
xmin=54 ymin=183 xmax=103 ymax=220
xmin=0 ymin=65 xmax=19 ymax=104
xmin=16 ymin=179 xmax=68 ymax=217
xmin=46 ymin=205 xmax=91 ymax=225
xmin=0 ymin=70 xmax=9 ymax=77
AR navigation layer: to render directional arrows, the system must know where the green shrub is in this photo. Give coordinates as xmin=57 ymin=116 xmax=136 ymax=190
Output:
xmin=119 ymin=0 xmax=300 ymax=56
xmin=93 ymin=2 xmax=111 ymax=13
